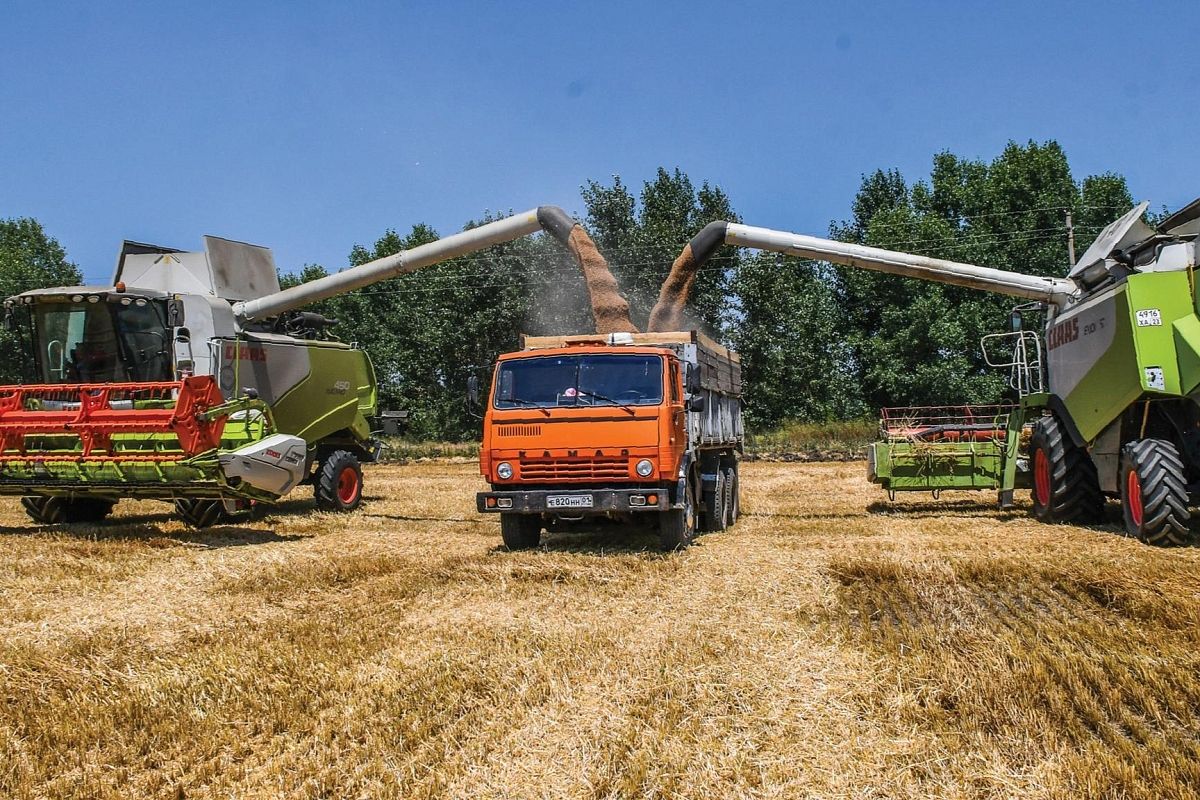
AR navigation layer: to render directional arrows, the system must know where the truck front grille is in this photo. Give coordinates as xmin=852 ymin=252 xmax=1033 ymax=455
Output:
xmin=519 ymin=457 xmax=628 ymax=480
xmin=497 ymin=425 xmax=542 ymax=437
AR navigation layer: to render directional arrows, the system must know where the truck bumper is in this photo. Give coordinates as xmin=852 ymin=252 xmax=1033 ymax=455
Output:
xmin=477 ymin=488 xmax=668 ymax=514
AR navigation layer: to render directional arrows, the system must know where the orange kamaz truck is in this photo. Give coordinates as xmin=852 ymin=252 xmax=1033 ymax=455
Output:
xmin=475 ymin=331 xmax=743 ymax=550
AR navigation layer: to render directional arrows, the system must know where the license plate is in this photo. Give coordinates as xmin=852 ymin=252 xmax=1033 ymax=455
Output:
xmin=546 ymin=494 xmax=593 ymax=509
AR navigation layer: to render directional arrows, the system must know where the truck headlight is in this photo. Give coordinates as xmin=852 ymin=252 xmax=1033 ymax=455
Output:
xmin=635 ymin=459 xmax=654 ymax=477
xmin=496 ymin=462 xmax=514 ymax=480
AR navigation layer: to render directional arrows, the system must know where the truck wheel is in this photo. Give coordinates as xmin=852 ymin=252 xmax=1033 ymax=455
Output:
xmin=500 ymin=513 xmax=541 ymax=550
xmin=659 ymin=478 xmax=696 ymax=551
xmin=22 ymin=496 xmax=115 ymax=524
xmin=723 ymin=463 xmax=739 ymax=527
xmin=315 ymin=450 xmax=363 ymax=512
xmin=1029 ymin=415 xmax=1103 ymax=523
xmin=174 ymin=499 xmax=227 ymax=528
xmin=704 ymin=470 xmax=727 ymax=532
xmin=1120 ymin=439 xmax=1192 ymax=546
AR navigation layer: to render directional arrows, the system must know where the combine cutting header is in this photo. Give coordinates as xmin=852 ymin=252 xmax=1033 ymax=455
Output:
xmin=2 ymin=207 xmax=591 ymax=526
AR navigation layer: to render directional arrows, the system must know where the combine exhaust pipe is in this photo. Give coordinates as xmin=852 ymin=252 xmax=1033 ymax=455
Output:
xmin=667 ymin=221 xmax=1079 ymax=308
xmin=234 ymin=206 xmax=586 ymax=323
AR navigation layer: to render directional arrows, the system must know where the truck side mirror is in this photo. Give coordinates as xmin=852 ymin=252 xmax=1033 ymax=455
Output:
xmin=167 ymin=298 xmax=185 ymax=327
xmin=687 ymin=394 xmax=706 ymax=412
xmin=1009 ymin=310 xmax=1023 ymax=332
xmin=467 ymin=375 xmax=480 ymax=408
xmin=685 ymin=363 xmax=700 ymax=394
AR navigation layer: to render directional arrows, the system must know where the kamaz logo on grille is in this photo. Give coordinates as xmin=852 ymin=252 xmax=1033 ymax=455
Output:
xmin=1046 ymin=318 xmax=1078 ymax=351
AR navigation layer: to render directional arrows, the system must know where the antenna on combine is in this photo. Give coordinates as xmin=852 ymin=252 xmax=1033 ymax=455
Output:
xmin=1066 ymin=210 xmax=1076 ymax=266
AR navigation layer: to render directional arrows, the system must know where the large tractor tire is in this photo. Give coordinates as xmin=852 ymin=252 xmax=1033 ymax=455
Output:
xmin=723 ymin=462 xmax=739 ymax=528
xmin=500 ymin=513 xmax=541 ymax=550
xmin=1029 ymin=415 xmax=1104 ymax=523
xmin=1120 ymin=439 xmax=1192 ymax=546
xmin=659 ymin=476 xmax=697 ymax=551
xmin=174 ymin=499 xmax=227 ymax=528
xmin=22 ymin=496 xmax=115 ymax=525
xmin=702 ymin=469 xmax=728 ymax=532
xmin=315 ymin=450 xmax=363 ymax=512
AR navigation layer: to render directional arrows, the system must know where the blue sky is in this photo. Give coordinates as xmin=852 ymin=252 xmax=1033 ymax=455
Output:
xmin=2 ymin=0 xmax=1198 ymax=284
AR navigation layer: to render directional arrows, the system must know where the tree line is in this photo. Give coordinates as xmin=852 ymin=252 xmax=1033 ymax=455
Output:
xmin=2 ymin=140 xmax=1135 ymax=439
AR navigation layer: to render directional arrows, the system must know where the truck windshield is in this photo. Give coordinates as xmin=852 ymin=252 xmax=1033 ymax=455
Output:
xmin=31 ymin=299 xmax=171 ymax=383
xmin=494 ymin=354 xmax=663 ymax=409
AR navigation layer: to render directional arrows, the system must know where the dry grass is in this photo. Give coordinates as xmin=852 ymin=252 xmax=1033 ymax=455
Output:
xmin=1 ymin=462 xmax=1198 ymax=798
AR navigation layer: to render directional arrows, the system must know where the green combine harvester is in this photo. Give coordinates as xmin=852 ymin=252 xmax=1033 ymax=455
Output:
xmin=672 ymin=199 xmax=1200 ymax=546
xmin=1 ymin=207 xmax=587 ymax=526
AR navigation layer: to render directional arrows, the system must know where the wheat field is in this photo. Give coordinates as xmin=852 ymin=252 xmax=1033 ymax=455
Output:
xmin=1 ymin=461 xmax=1198 ymax=799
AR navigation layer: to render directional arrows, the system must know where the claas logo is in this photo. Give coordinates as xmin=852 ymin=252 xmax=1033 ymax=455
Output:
xmin=223 ymin=343 xmax=267 ymax=362
xmin=1047 ymin=317 xmax=1079 ymax=351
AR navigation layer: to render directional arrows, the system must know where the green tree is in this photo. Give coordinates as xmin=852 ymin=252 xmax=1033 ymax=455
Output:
xmin=833 ymin=140 xmax=1134 ymax=410
xmin=731 ymin=252 xmax=863 ymax=427
xmin=0 ymin=219 xmax=83 ymax=382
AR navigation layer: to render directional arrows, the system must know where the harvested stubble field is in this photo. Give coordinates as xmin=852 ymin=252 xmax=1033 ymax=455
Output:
xmin=2 ymin=462 xmax=1200 ymax=799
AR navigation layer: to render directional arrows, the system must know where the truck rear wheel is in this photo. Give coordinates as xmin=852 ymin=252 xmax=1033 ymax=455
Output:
xmin=1120 ymin=439 xmax=1192 ymax=546
xmin=723 ymin=463 xmax=739 ymax=527
xmin=703 ymin=470 xmax=727 ymax=532
xmin=500 ymin=513 xmax=541 ymax=550
xmin=22 ymin=496 xmax=115 ymax=525
xmin=1029 ymin=415 xmax=1103 ymax=524
xmin=659 ymin=479 xmax=696 ymax=551
xmin=315 ymin=450 xmax=363 ymax=512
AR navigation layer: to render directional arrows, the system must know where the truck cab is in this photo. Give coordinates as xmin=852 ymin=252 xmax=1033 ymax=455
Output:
xmin=477 ymin=331 xmax=743 ymax=550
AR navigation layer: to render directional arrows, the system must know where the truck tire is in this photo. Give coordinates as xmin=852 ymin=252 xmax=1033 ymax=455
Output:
xmin=174 ymin=499 xmax=227 ymax=528
xmin=22 ymin=496 xmax=115 ymax=525
xmin=315 ymin=450 xmax=363 ymax=512
xmin=1120 ymin=439 xmax=1192 ymax=546
xmin=723 ymin=463 xmax=739 ymax=527
xmin=1029 ymin=415 xmax=1103 ymax=523
xmin=659 ymin=478 xmax=696 ymax=551
xmin=500 ymin=513 xmax=541 ymax=550
xmin=703 ymin=469 xmax=727 ymax=532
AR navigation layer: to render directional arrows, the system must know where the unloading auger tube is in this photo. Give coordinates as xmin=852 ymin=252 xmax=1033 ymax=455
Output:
xmin=676 ymin=221 xmax=1078 ymax=306
xmin=233 ymin=206 xmax=581 ymax=322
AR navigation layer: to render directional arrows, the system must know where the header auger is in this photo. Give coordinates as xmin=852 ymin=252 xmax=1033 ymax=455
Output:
xmin=673 ymin=199 xmax=1200 ymax=546
xmin=2 ymin=206 xmax=600 ymax=527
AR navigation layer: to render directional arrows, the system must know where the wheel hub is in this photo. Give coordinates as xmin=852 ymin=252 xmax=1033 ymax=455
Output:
xmin=337 ymin=467 xmax=359 ymax=504
xmin=1034 ymin=448 xmax=1051 ymax=506
xmin=1126 ymin=469 xmax=1143 ymax=528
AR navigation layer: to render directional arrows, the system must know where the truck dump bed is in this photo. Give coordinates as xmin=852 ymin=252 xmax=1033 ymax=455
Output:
xmin=521 ymin=331 xmax=743 ymax=451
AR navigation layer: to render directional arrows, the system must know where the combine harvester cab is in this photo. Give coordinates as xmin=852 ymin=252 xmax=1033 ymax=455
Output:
xmin=2 ymin=206 xmax=613 ymax=527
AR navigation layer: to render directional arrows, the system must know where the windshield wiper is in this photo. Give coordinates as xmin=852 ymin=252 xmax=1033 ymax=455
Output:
xmin=503 ymin=396 xmax=551 ymax=416
xmin=577 ymin=390 xmax=636 ymax=415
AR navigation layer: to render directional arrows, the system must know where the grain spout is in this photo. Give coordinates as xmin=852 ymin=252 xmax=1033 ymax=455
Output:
xmin=566 ymin=226 xmax=638 ymax=334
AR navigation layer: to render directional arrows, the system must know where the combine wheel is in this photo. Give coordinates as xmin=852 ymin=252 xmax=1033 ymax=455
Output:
xmin=1120 ymin=439 xmax=1192 ymax=546
xmin=22 ymin=496 xmax=115 ymax=525
xmin=659 ymin=477 xmax=696 ymax=551
xmin=315 ymin=450 xmax=363 ymax=512
xmin=1029 ymin=415 xmax=1103 ymax=523
xmin=174 ymin=499 xmax=227 ymax=528
xmin=723 ymin=462 xmax=739 ymax=527
xmin=500 ymin=514 xmax=541 ymax=550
